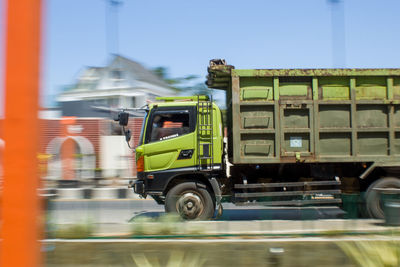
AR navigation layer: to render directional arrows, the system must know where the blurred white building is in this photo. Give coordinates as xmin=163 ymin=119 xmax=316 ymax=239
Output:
xmin=57 ymin=55 xmax=174 ymax=117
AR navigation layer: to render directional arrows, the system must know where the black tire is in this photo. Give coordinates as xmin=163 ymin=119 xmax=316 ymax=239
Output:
xmin=365 ymin=177 xmax=400 ymax=219
xmin=165 ymin=181 xmax=215 ymax=220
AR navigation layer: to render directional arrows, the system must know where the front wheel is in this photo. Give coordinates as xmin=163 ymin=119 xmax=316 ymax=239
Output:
xmin=365 ymin=177 xmax=400 ymax=219
xmin=165 ymin=181 xmax=215 ymax=220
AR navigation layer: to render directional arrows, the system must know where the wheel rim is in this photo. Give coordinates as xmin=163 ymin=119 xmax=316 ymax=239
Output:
xmin=369 ymin=180 xmax=400 ymax=218
xmin=377 ymin=184 xmax=398 ymax=215
xmin=176 ymin=191 xmax=204 ymax=219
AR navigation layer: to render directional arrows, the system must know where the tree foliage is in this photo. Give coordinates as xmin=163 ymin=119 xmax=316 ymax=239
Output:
xmin=152 ymin=66 xmax=199 ymax=93
xmin=151 ymin=66 xmax=224 ymax=108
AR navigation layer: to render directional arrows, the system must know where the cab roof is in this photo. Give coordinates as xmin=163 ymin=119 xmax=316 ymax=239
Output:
xmin=150 ymin=96 xmax=210 ymax=108
xmin=155 ymin=96 xmax=209 ymax=102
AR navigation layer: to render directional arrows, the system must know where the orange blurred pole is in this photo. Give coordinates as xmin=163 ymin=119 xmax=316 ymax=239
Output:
xmin=1 ymin=0 xmax=42 ymax=266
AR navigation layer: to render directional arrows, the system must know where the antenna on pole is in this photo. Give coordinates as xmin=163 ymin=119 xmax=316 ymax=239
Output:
xmin=105 ymin=0 xmax=123 ymax=59
xmin=328 ymin=0 xmax=346 ymax=68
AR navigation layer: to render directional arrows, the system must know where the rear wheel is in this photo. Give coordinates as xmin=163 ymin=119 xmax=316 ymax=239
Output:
xmin=165 ymin=181 xmax=215 ymax=220
xmin=365 ymin=177 xmax=400 ymax=219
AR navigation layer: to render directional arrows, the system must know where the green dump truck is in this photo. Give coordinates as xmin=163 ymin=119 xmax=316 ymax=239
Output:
xmin=128 ymin=59 xmax=400 ymax=220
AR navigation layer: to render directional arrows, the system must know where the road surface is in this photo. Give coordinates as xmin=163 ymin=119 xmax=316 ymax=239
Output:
xmin=49 ymin=199 xmax=346 ymax=224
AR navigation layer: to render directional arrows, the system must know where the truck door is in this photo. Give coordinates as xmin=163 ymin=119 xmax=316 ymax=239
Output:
xmin=143 ymin=106 xmax=197 ymax=172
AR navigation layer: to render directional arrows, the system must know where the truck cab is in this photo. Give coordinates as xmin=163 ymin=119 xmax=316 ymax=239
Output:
xmin=131 ymin=96 xmax=224 ymax=220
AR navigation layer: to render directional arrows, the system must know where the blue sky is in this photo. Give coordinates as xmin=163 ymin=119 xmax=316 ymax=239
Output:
xmin=1 ymin=0 xmax=400 ymax=109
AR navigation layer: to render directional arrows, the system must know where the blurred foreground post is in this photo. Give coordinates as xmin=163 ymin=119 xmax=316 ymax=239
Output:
xmin=1 ymin=0 xmax=43 ymax=266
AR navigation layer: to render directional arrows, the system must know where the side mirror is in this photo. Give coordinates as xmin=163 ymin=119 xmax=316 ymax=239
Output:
xmin=124 ymin=129 xmax=131 ymax=142
xmin=118 ymin=112 xmax=129 ymax=126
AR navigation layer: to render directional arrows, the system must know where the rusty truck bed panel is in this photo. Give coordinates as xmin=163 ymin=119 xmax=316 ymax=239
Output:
xmin=207 ymin=61 xmax=400 ymax=164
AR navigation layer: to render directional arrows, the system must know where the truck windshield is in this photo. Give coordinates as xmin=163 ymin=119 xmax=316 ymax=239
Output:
xmin=148 ymin=112 xmax=190 ymax=143
xmin=140 ymin=108 xmax=195 ymax=144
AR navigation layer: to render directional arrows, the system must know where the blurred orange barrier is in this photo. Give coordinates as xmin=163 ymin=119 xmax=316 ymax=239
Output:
xmin=1 ymin=0 xmax=43 ymax=266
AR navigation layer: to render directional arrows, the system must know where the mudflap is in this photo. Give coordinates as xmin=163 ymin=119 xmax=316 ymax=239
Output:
xmin=209 ymin=177 xmax=223 ymax=219
xmin=216 ymin=203 xmax=224 ymax=219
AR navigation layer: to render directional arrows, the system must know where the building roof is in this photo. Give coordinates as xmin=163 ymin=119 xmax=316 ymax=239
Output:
xmin=68 ymin=54 xmax=171 ymax=92
xmin=74 ymin=67 xmax=105 ymax=90
xmin=112 ymin=55 xmax=170 ymax=88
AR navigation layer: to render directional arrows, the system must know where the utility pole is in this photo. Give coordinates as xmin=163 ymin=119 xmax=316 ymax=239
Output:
xmin=328 ymin=0 xmax=346 ymax=68
xmin=106 ymin=0 xmax=123 ymax=58
xmin=1 ymin=0 xmax=42 ymax=266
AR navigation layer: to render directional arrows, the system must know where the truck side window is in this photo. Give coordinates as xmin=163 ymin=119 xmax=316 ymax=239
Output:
xmin=149 ymin=112 xmax=191 ymax=143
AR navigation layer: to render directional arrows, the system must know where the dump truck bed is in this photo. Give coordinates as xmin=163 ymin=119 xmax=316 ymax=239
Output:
xmin=207 ymin=61 xmax=400 ymax=164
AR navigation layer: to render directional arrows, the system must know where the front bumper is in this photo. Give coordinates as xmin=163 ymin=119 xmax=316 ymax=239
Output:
xmin=131 ymin=180 xmax=145 ymax=196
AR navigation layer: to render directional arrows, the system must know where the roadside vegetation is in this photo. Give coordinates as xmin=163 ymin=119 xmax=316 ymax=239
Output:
xmin=131 ymin=250 xmax=206 ymax=267
xmin=130 ymin=214 xmax=205 ymax=236
xmin=50 ymin=222 xmax=94 ymax=239
xmin=338 ymin=240 xmax=400 ymax=267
